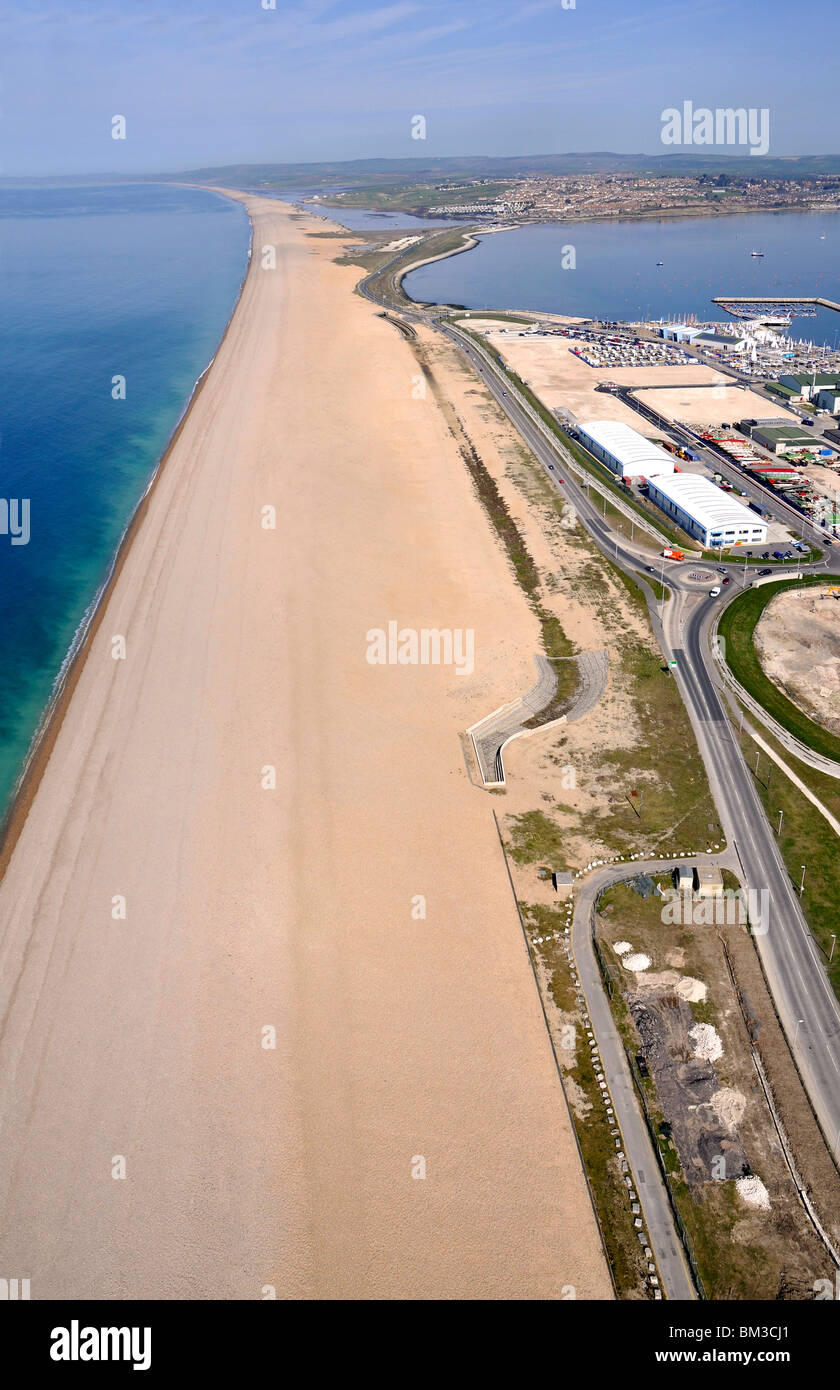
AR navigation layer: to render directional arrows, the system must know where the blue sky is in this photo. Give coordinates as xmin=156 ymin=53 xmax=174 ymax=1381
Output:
xmin=1 ymin=0 xmax=838 ymax=175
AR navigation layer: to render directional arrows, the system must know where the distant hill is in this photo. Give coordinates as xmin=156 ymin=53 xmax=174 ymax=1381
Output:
xmin=176 ymin=152 xmax=840 ymax=189
xmin=4 ymin=152 xmax=840 ymax=189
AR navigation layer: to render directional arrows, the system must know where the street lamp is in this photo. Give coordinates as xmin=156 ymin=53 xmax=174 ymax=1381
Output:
xmin=777 ymin=808 xmax=784 ymax=836
xmin=830 ymin=934 xmax=836 ymax=964
xmin=794 ymin=1018 xmax=805 ymax=1046
xmin=800 ymin=865 xmax=806 ymax=896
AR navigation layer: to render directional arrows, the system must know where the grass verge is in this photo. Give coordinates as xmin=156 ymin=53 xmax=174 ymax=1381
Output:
xmin=718 ymin=577 xmax=840 ymax=762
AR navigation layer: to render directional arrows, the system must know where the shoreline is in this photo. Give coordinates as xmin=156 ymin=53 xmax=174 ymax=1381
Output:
xmin=0 ymin=188 xmax=255 ymax=884
xmin=0 ymin=188 xmax=612 ymax=1297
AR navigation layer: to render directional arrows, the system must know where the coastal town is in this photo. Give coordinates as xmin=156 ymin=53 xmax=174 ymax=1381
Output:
xmin=324 ymin=171 xmax=840 ymax=223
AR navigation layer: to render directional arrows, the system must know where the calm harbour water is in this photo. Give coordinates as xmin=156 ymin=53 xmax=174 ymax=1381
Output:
xmin=0 ymin=183 xmax=250 ymax=816
xmin=403 ymin=211 xmax=840 ymax=347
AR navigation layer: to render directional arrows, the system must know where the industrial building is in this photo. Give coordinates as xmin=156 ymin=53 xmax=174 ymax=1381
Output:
xmin=739 ymin=416 xmax=796 ymax=434
xmin=778 ymin=372 xmax=840 ymax=401
xmin=575 ymin=420 xmax=676 ymax=480
xmin=692 ymin=330 xmax=747 ymax=352
xmin=658 ymin=323 xmax=702 ymax=343
xmin=816 ymin=387 xmax=840 ymax=415
xmin=751 ymin=424 xmax=822 ymax=455
xmin=645 ymin=473 xmax=768 ymax=548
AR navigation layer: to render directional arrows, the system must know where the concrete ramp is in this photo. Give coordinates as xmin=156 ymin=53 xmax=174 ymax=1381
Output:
xmin=468 ymin=650 xmax=609 ymax=787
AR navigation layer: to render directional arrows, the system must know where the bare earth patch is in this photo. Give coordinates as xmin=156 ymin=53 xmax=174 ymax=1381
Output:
xmin=754 ymin=586 xmax=840 ymax=735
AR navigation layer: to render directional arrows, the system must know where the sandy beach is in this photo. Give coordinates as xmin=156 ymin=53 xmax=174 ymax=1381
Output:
xmin=0 ymin=193 xmax=610 ymax=1299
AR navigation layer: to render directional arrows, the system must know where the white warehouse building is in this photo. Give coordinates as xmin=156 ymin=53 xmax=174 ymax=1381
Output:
xmin=576 ymin=420 xmax=676 ymax=480
xmin=646 ymin=473 xmax=768 ymax=548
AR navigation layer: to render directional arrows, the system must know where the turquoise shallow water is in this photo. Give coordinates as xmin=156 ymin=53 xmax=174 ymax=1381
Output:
xmin=0 ymin=183 xmax=250 ymax=817
xmin=403 ymin=210 xmax=840 ymax=347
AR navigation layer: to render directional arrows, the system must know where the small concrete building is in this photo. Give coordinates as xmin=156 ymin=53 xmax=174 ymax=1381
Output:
xmin=674 ymin=865 xmax=694 ymax=894
xmin=695 ymin=865 xmax=723 ymax=897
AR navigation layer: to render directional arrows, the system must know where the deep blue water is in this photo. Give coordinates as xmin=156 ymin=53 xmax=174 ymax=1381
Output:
xmin=403 ymin=211 xmax=840 ymax=347
xmin=0 ymin=183 xmax=250 ymax=815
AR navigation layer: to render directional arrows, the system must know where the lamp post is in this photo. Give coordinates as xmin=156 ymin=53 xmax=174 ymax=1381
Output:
xmin=777 ymin=808 xmax=784 ymax=837
xmin=800 ymin=865 xmax=806 ymax=896
xmin=794 ymin=1018 xmax=805 ymax=1046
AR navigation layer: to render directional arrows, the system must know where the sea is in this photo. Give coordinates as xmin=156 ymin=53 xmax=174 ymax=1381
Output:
xmin=402 ymin=210 xmax=840 ymax=349
xmin=0 ymin=182 xmax=250 ymax=818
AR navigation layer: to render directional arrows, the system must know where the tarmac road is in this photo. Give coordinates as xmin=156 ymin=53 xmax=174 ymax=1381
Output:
xmin=359 ymin=282 xmax=840 ymax=1297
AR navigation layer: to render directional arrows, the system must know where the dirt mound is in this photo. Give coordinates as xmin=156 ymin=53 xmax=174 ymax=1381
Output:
xmin=632 ymin=994 xmax=748 ymax=1188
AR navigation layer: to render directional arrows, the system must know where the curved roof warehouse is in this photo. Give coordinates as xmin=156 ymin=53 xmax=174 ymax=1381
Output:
xmin=576 ymin=420 xmax=676 ymax=479
xmin=646 ymin=472 xmax=768 ymax=548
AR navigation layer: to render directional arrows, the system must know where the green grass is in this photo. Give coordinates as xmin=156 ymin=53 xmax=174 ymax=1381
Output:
xmin=451 ymin=311 xmax=534 ymax=325
xmin=507 ymin=810 xmax=570 ymax=868
xmin=575 ymin=640 xmax=724 ymax=856
xmin=325 ymin=181 xmax=514 ymax=214
xmin=633 ymin=570 xmax=671 ymax=603
xmin=717 ymin=577 xmax=840 ymax=761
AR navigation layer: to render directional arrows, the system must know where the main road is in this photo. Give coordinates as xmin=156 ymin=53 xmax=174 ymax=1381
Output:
xmin=361 ymin=266 xmax=840 ymax=1294
xmin=438 ymin=313 xmax=840 ymax=1157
